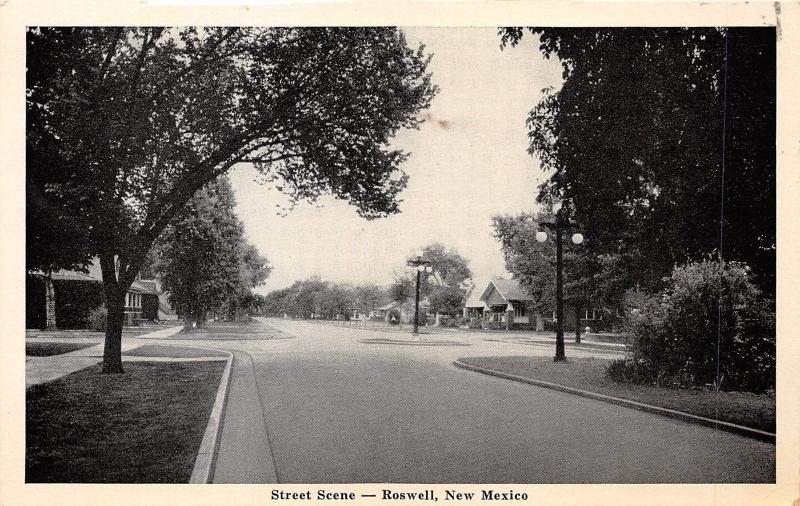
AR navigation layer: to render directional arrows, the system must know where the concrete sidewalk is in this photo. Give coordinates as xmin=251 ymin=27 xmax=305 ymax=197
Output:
xmin=137 ymin=325 xmax=184 ymax=340
xmin=211 ymin=350 xmax=278 ymax=483
xmin=26 ymin=325 xmax=183 ymax=387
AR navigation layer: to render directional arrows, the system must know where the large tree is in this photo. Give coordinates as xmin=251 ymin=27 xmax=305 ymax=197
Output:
xmin=27 ymin=27 xmax=437 ymax=372
xmin=151 ymin=176 xmax=269 ymax=327
xmin=391 ymin=243 xmax=472 ymax=317
xmin=353 ymin=283 xmax=386 ymax=318
xmin=501 ymin=27 xmax=775 ymax=297
xmin=419 ymin=243 xmax=472 ymax=293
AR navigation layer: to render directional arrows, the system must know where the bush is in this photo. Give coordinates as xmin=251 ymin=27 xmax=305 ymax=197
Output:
xmin=467 ymin=317 xmax=482 ymax=329
xmin=87 ymin=305 xmax=107 ymax=331
xmin=616 ymin=258 xmax=775 ymax=393
xmin=482 ymin=320 xmax=503 ymax=330
xmin=438 ymin=315 xmax=466 ymax=328
xmin=606 ymin=358 xmax=647 ymax=384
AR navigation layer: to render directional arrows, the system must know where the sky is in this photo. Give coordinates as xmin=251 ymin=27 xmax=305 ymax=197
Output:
xmin=228 ymin=27 xmax=564 ymax=294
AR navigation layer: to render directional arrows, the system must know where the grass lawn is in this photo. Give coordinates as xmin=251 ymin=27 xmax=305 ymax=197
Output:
xmin=123 ymin=344 xmax=228 ymax=358
xmin=458 ymin=355 xmax=775 ymax=433
xmin=174 ymin=319 xmax=293 ymax=340
xmin=26 ymin=361 xmax=224 ymax=483
xmin=26 ymin=342 xmax=96 ymax=357
xmin=25 ymin=323 xmax=180 ymax=340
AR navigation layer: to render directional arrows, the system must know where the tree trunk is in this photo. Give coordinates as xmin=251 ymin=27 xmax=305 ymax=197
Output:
xmin=99 ymin=254 xmax=127 ymax=374
xmin=103 ymin=292 xmax=125 ymax=373
xmin=574 ymin=303 xmax=582 ymax=344
xmin=44 ymin=271 xmax=57 ymax=330
xmin=194 ymin=308 xmax=207 ymax=328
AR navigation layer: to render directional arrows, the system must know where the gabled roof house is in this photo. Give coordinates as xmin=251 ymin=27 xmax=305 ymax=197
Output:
xmin=463 ymin=277 xmax=543 ymax=330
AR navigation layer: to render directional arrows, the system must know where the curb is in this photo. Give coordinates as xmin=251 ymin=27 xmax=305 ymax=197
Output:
xmin=482 ymin=338 xmax=625 ymax=355
xmin=189 ymin=347 xmax=235 ymax=483
xmin=452 ymin=360 xmax=775 ymax=444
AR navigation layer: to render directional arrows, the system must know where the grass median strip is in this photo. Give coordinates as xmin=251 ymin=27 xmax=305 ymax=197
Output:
xmin=26 ymin=361 xmax=225 ymax=483
xmin=457 ymin=356 xmax=774 ymax=433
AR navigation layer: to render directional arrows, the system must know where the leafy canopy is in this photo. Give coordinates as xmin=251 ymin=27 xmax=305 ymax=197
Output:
xmin=492 ymin=211 xmax=628 ymax=314
xmin=27 ymin=26 xmax=438 ymax=287
xmin=150 ymin=176 xmax=270 ymax=321
xmin=500 ymin=27 xmax=775 ymax=296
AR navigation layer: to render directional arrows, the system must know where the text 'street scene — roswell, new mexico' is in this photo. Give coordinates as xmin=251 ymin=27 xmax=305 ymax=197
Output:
xmin=25 ymin=26 xmax=775 ymax=485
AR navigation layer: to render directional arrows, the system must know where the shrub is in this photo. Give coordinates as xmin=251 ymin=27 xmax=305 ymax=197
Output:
xmin=606 ymin=358 xmax=651 ymax=384
xmin=482 ymin=320 xmax=503 ymax=330
xmin=467 ymin=317 xmax=482 ymax=329
xmin=87 ymin=305 xmax=107 ymax=331
xmin=615 ymin=258 xmax=775 ymax=393
xmin=439 ymin=315 xmax=466 ymax=328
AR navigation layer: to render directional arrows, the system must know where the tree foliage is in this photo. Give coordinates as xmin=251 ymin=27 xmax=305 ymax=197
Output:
xmin=27 ymin=26 xmax=437 ymax=371
xmin=427 ymin=285 xmax=467 ymax=316
xmin=501 ymin=27 xmax=775 ymax=297
xmin=260 ymin=278 xmax=387 ymax=320
xmin=492 ymin=211 xmax=628 ymax=315
xmin=353 ymin=283 xmax=386 ymax=316
xmin=420 ymin=243 xmax=472 ymax=291
xmin=390 ymin=276 xmax=415 ymax=305
xmin=391 ymin=243 xmax=473 ymax=316
xmin=150 ymin=176 xmax=270 ymax=325
xmin=609 ymin=258 xmax=775 ymax=393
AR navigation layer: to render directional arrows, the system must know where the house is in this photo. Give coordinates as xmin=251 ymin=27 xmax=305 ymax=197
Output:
xmin=135 ymin=277 xmax=179 ymax=321
xmin=464 ymin=277 xmax=616 ymax=332
xmin=26 ymin=258 xmax=173 ymax=330
xmin=472 ymin=277 xmax=544 ymax=331
xmin=462 ymin=286 xmax=486 ymax=320
xmin=372 ymin=299 xmax=430 ymax=325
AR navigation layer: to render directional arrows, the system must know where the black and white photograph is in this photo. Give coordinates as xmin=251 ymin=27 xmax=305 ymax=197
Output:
xmin=4 ymin=1 xmax=799 ymax=504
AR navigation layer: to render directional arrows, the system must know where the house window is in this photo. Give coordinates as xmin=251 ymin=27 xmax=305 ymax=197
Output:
xmin=583 ymin=309 xmax=597 ymax=320
xmin=514 ymin=303 xmax=526 ymax=317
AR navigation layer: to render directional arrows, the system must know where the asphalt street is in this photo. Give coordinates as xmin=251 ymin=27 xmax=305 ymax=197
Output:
xmin=205 ymin=318 xmax=775 ymax=483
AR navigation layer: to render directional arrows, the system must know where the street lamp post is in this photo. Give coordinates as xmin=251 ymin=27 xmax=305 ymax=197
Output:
xmin=407 ymin=251 xmax=432 ymax=336
xmin=537 ymin=207 xmax=584 ymax=362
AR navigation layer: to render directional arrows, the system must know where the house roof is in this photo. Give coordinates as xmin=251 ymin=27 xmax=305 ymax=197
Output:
xmin=50 ymin=259 xmax=103 ymax=282
xmin=480 ymin=278 xmax=534 ymax=303
xmin=50 ymin=270 xmax=103 ymax=282
xmin=48 ymin=258 xmax=160 ymax=295
xmin=129 ymin=279 xmax=159 ymax=295
xmin=463 ymin=286 xmax=486 ymax=308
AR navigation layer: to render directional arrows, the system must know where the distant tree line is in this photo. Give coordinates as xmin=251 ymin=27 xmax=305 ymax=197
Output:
xmin=259 ymin=278 xmax=387 ymax=320
xmin=261 ymin=243 xmax=473 ymax=321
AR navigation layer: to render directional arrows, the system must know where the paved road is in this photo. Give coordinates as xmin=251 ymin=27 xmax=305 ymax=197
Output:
xmin=200 ymin=318 xmax=775 ymax=483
